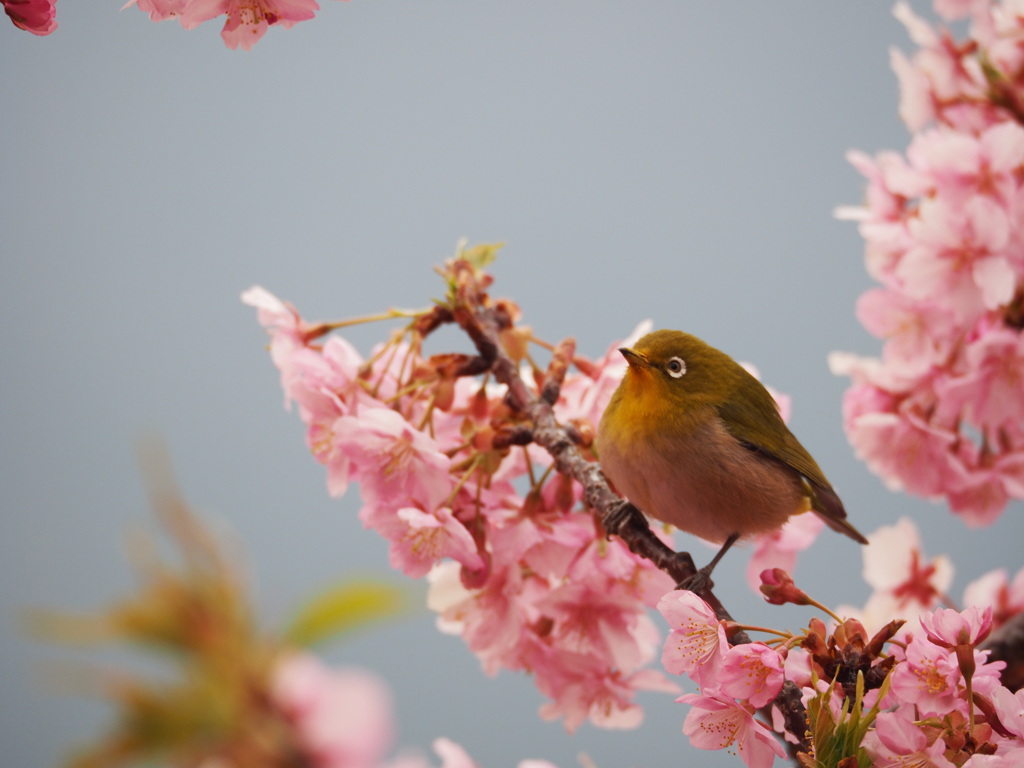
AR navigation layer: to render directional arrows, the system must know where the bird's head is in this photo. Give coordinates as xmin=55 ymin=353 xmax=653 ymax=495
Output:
xmin=618 ymin=329 xmax=739 ymax=409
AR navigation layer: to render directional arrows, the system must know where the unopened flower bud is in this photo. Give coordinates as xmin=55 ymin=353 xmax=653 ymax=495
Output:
xmin=759 ymin=568 xmax=810 ymax=606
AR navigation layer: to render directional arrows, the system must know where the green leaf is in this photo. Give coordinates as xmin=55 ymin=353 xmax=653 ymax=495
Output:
xmin=804 ymin=671 xmax=880 ymax=768
xmin=461 ymin=242 xmax=504 ymax=270
xmin=282 ymin=580 xmax=409 ymax=648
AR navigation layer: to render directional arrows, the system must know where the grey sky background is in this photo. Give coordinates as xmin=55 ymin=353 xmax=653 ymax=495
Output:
xmin=3 ymin=2 xmax=1022 ymax=767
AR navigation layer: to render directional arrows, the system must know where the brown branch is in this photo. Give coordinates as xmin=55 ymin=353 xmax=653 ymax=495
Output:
xmin=449 ymin=265 xmax=725 ymax=606
xmin=446 ymin=259 xmax=808 ymax=758
xmin=981 ymin=612 xmax=1024 ymax=692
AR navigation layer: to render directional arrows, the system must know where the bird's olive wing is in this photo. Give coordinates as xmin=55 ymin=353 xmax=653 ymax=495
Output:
xmin=717 ymin=384 xmax=850 ymax=525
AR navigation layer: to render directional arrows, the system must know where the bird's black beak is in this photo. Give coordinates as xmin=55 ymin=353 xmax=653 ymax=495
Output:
xmin=619 ymin=347 xmax=649 ymax=369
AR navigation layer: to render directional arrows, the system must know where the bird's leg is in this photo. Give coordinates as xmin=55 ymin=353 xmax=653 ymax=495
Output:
xmin=600 ymin=499 xmax=699 ymax=585
xmin=679 ymin=532 xmax=740 ymax=593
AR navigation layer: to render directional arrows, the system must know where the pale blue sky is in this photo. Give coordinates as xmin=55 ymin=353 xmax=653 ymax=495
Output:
xmin=2 ymin=3 xmax=1020 ymax=767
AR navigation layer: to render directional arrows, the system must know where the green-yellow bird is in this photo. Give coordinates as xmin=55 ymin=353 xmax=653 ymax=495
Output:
xmin=596 ymin=329 xmax=866 ymax=583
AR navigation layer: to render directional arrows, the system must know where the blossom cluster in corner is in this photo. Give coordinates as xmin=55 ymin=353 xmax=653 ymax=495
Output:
xmin=658 ymin=519 xmax=1024 ymax=768
xmin=3 ymin=0 xmax=56 ymax=35
xmin=833 ymin=0 xmax=1024 ymax=526
xmin=126 ymin=0 xmax=342 ymax=50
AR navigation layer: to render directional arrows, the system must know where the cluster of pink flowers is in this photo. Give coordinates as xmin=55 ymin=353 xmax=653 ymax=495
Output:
xmin=833 ymin=0 xmax=1024 ymax=526
xmin=125 ymin=0 xmax=337 ymax=50
xmin=243 ymin=273 xmax=828 ymax=733
xmin=658 ymin=548 xmax=1024 ymax=768
xmin=243 ymin=284 xmax=684 ymax=730
xmin=272 ymin=652 xmax=559 ymax=768
xmin=3 ymin=0 xmax=56 ymax=35
xmin=658 ymin=590 xmax=787 ymax=768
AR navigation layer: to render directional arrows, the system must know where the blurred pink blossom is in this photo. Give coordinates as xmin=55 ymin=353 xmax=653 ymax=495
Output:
xmin=128 ymin=0 xmax=321 ymax=49
xmin=359 ymin=505 xmax=483 ymax=579
xmin=125 ymin=0 xmax=188 ymax=22
xmin=836 ymin=0 xmax=1024 ymax=525
xmin=333 ymin=408 xmax=453 ymax=510
xmin=963 ymin=566 xmax=1024 ymax=627
xmin=837 ymin=518 xmax=952 ymax=633
xmin=271 ymin=652 xmax=394 ymax=768
xmin=745 ymin=513 xmax=823 ymax=593
xmin=3 ymin=0 xmax=56 ymax=33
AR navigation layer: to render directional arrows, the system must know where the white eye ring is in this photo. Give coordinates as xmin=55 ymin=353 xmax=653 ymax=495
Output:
xmin=666 ymin=356 xmax=686 ymax=378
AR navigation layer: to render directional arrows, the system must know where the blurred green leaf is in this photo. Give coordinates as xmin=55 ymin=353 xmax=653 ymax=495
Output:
xmin=461 ymin=242 xmax=503 ymax=270
xmin=283 ymin=580 xmax=409 ymax=648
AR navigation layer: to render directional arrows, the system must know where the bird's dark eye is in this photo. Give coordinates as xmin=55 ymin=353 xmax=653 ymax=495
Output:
xmin=666 ymin=356 xmax=686 ymax=378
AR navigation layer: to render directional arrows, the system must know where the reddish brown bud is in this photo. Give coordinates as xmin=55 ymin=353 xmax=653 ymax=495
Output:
xmin=460 ymin=550 xmax=491 ymax=590
xmin=866 ymin=619 xmax=905 ymax=657
xmin=759 ymin=568 xmax=810 ymax=606
xmin=412 ymin=305 xmax=454 ymax=336
xmin=832 ymin=618 xmax=869 ymax=650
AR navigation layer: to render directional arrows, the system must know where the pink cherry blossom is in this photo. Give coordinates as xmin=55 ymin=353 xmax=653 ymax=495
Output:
xmin=846 ymin=406 xmax=963 ymax=498
xmin=844 ymin=518 xmax=953 ymax=634
xmin=919 ymin=605 xmax=994 ymax=649
xmin=891 ymin=2 xmax=987 ymax=132
xmin=837 ymin=1 xmax=1024 ymax=524
xmin=718 ymin=643 xmax=785 ymax=708
xmin=333 ymin=408 xmax=453 ymax=511
xmin=3 ymin=0 xmax=56 ymax=33
xmin=431 ymin=738 xmax=479 ymax=768
xmin=891 ymin=634 xmax=961 ymax=715
xmin=677 ymin=688 xmax=787 ymax=768
xmin=992 ymin=685 xmax=1024 ymax=740
xmin=536 ymin=579 xmax=660 ymax=674
xmin=940 ymin=327 xmax=1024 ymax=430
xmin=425 ymin=536 xmax=540 ymax=677
xmin=536 ymin=656 xmax=678 ymax=733
xmin=270 ymin=652 xmax=394 ymax=768
xmin=428 ymin=738 xmax=561 ymax=768
xmin=864 ymin=518 xmax=952 ymax=606
xmin=124 ymin=0 xmax=188 ymax=22
xmin=944 ymin=443 xmax=1024 ymax=527
xmin=863 ymin=710 xmax=957 ymax=768
xmin=179 ymin=0 xmax=319 ymax=50
xmin=657 ymin=589 xmax=730 ymax=685
xmin=899 ymin=197 xmax=1013 ymax=322
xmin=933 ymin=0 xmax=991 ymax=22
xmin=359 ymin=505 xmax=483 ymax=580
xmin=907 ymin=123 xmax=1024 ymax=211
xmin=855 ymin=288 xmax=956 ymax=374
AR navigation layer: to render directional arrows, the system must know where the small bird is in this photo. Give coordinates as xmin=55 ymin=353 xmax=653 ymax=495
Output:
xmin=596 ymin=329 xmax=866 ymax=586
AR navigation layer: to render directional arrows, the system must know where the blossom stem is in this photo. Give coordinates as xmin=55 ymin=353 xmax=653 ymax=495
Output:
xmin=319 ymin=308 xmax=430 ymax=332
xmin=523 ymin=446 xmax=537 ymax=488
xmin=807 ymin=598 xmax=844 ymax=626
xmin=730 ymin=624 xmax=795 ymax=640
xmin=527 ymin=333 xmax=600 ymax=372
xmin=964 ymin=674 xmax=976 ymax=733
xmin=447 ymin=455 xmax=482 ymax=508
